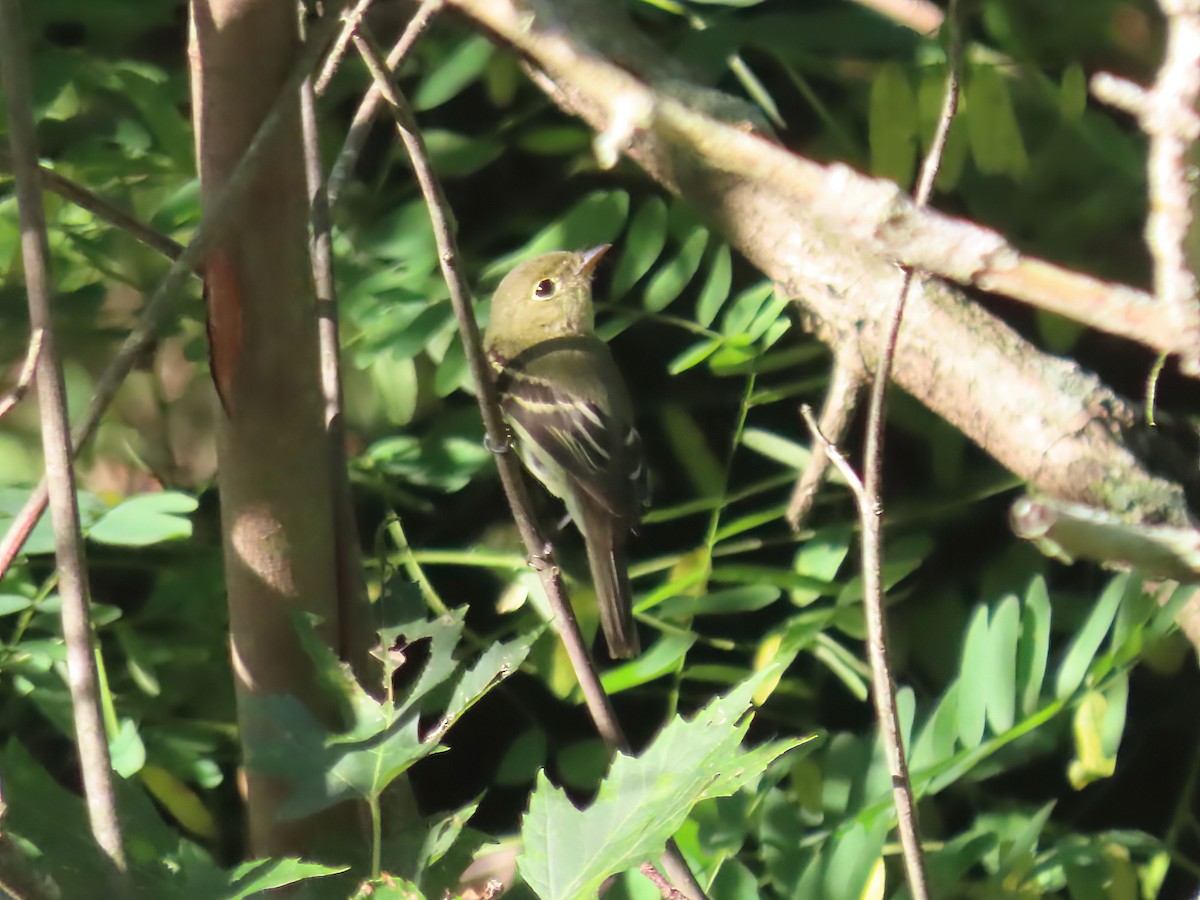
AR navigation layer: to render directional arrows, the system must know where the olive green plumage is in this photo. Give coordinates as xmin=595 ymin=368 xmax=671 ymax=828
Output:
xmin=484 ymin=246 xmax=644 ymax=658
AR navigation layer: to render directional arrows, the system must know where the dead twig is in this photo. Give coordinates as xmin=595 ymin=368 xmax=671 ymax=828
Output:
xmin=786 ymin=345 xmax=865 ymax=530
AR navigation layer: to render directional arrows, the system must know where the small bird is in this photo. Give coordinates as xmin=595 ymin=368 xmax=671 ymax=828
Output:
xmin=484 ymin=245 xmax=644 ymax=658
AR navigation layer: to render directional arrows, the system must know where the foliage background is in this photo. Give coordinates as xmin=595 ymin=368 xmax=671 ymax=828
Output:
xmin=1 ymin=0 xmax=1199 ymax=897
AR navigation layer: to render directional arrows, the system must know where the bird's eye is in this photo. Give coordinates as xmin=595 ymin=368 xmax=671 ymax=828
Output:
xmin=534 ymin=278 xmax=556 ymax=300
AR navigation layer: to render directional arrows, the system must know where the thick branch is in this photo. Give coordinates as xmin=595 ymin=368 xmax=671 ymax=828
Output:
xmin=447 ymin=0 xmax=1194 ymax=533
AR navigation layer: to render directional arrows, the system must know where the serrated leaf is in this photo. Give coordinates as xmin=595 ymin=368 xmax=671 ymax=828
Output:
xmin=517 ymin=668 xmax=809 ymax=899
xmin=220 ymin=858 xmax=349 ymax=898
xmin=244 ymin=610 xmax=525 ymax=820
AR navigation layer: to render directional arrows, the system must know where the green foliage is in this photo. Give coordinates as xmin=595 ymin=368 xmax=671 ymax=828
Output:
xmin=1 ymin=1 xmax=1198 ymax=899
xmin=519 ymin=668 xmax=810 ymax=899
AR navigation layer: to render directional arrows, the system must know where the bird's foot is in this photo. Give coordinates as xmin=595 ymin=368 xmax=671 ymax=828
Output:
xmin=484 ymin=430 xmax=512 ymax=454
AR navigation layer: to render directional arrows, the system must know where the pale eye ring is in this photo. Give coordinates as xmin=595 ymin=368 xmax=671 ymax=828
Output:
xmin=534 ymin=278 xmax=556 ymax=299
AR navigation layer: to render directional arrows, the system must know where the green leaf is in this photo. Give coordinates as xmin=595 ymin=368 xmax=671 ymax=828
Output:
xmin=218 ymin=858 xmax=350 ymax=899
xmin=600 ymin=633 xmax=695 ymax=693
xmin=741 ymin=428 xmax=811 ymax=470
xmin=1055 ymin=574 xmax=1128 ymax=700
xmin=611 ymin=197 xmax=669 ymax=297
xmin=517 ymin=668 xmax=809 ymax=899
xmin=87 ymin=491 xmax=197 ymax=547
xmin=643 ymin=226 xmax=709 ymax=312
xmin=985 ymin=594 xmax=1020 ymax=734
xmin=668 ymin=338 xmax=723 ymax=375
xmin=791 ymin=527 xmax=852 ymax=606
xmin=869 ymin=62 xmax=917 ymax=188
xmin=966 ymin=64 xmax=1029 ymax=179
xmin=695 ymin=243 xmax=733 ymax=327
xmin=721 ymin=282 xmax=775 ymax=338
xmin=486 ymin=191 xmax=631 ymax=278
xmin=957 ymin=604 xmax=991 ymax=747
xmin=0 ymin=594 xmax=33 ymax=615
xmin=244 ymin=611 xmax=531 ymax=819
xmin=413 ymin=35 xmax=494 ymax=111
xmin=1059 ymin=63 xmax=1087 ymax=120
xmin=1017 ymin=575 xmax=1052 ymax=716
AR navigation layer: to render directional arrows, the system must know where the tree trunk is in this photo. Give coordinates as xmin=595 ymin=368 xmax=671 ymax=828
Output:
xmin=188 ymin=0 xmax=350 ymax=857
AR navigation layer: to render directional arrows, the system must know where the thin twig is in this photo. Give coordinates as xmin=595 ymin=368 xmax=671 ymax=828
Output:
xmin=301 ymin=69 xmax=376 ymax=686
xmin=314 ymin=0 xmax=377 ymax=95
xmin=0 ymin=329 xmax=44 ymax=420
xmin=853 ymin=6 xmax=963 ymax=898
xmin=349 ymin=30 xmax=711 ymax=900
xmin=326 ymin=0 xmax=443 ymax=204
xmin=786 ymin=345 xmax=865 ymax=530
xmin=0 ymin=0 xmax=127 ymax=879
xmin=0 ymin=151 xmax=187 ymax=262
xmin=0 ymin=4 xmax=350 ymax=584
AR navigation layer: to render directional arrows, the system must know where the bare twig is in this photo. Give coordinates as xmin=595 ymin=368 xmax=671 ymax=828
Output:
xmin=1091 ymin=1 xmax=1200 ymax=375
xmin=0 ymin=151 xmax=187 ymax=263
xmin=326 ymin=0 xmax=443 ymax=204
xmin=0 ymin=0 xmax=126 ymax=878
xmin=350 ymin=30 xmax=710 ymax=900
xmin=853 ymin=7 xmax=963 ymax=898
xmin=0 ymin=4 xmax=350 ymax=583
xmin=0 ymin=329 xmax=44 ymax=421
xmin=314 ymin=0 xmax=377 ymax=95
xmin=785 ymin=345 xmax=866 ymax=530
xmin=640 ymin=863 xmax=687 ymax=899
xmin=301 ymin=70 xmax=376 ymax=686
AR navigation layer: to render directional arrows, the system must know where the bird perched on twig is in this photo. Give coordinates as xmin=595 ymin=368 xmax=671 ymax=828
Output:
xmin=484 ymin=245 xmax=644 ymax=658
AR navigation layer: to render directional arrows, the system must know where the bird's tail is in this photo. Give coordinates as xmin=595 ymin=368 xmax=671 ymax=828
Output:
xmin=583 ymin=517 xmax=640 ymax=659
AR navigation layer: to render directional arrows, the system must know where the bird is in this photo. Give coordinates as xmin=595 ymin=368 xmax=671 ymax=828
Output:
xmin=483 ymin=245 xmax=644 ymax=658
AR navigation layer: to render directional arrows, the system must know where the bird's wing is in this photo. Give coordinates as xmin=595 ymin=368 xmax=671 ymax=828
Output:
xmin=495 ymin=338 xmax=643 ymax=522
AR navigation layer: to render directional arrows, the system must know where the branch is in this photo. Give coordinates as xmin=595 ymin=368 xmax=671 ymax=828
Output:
xmin=0 ymin=151 xmax=187 ymax=263
xmin=0 ymin=0 xmax=126 ymax=878
xmin=349 ymin=29 xmax=711 ymax=900
xmin=852 ymin=7 xmax=963 ymax=896
xmin=1092 ymin=1 xmax=1200 ymax=375
xmin=444 ymin=0 xmax=1196 ymax=539
xmin=326 ymin=0 xmax=443 ymax=205
xmin=0 ymin=329 xmax=43 ymax=421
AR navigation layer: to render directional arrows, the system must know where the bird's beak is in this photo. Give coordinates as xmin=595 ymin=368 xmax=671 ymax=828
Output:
xmin=577 ymin=244 xmax=611 ymax=278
